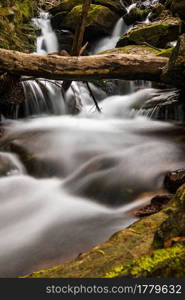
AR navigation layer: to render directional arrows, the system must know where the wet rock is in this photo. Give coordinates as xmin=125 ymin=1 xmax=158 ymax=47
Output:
xmin=59 ymin=4 xmax=120 ymax=37
xmin=124 ymin=7 xmax=149 ymax=26
xmin=162 ymin=33 xmax=185 ymax=88
xmin=164 ymin=169 xmax=185 ymax=193
xmin=117 ymin=17 xmax=182 ymax=48
xmin=55 ymin=29 xmax=74 ymax=52
xmin=133 ymin=194 xmax=173 ymax=217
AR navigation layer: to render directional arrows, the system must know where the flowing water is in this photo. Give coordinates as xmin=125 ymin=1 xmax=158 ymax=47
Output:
xmin=0 ymin=5 xmax=185 ymax=278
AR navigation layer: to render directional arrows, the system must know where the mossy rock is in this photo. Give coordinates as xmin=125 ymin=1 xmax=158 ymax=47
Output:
xmin=50 ymin=0 xmax=125 ymax=16
xmin=154 ymin=184 xmax=185 ymax=247
xmin=0 ymin=0 xmax=37 ymax=52
xmin=124 ymin=8 xmax=150 ymax=26
xmin=162 ymin=33 xmax=185 ymax=87
xmin=61 ymin=4 xmax=119 ymax=36
xmin=105 ymin=242 xmax=185 ymax=278
xmin=99 ymin=45 xmax=173 ymax=57
xmin=117 ymin=18 xmax=182 ymax=48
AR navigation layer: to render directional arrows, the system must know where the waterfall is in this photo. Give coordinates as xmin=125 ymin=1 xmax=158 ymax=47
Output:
xmin=32 ymin=12 xmax=59 ymax=54
xmin=91 ymin=17 xmax=130 ymax=54
xmin=21 ymin=12 xmax=66 ymax=117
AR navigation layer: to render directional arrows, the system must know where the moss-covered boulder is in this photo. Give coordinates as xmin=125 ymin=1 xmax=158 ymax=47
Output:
xmin=124 ymin=8 xmax=150 ymax=26
xmin=59 ymin=4 xmax=119 ymax=36
xmin=0 ymin=0 xmax=37 ymax=52
xmin=99 ymin=44 xmax=173 ymax=57
xmin=162 ymin=33 xmax=185 ymax=87
xmin=117 ymin=18 xmax=182 ymax=48
xmin=105 ymin=242 xmax=185 ymax=278
xmin=154 ymin=184 xmax=185 ymax=247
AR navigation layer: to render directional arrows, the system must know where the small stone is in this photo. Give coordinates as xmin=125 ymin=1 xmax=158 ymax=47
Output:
xmin=133 ymin=194 xmax=173 ymax=217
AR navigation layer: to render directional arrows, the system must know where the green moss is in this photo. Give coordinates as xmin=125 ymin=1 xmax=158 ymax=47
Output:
xmin=0 ymin=0 xmax=36 ymax=52
xmin=157 ymin=47 xmax=173 ymax=57
xmin=99 ymin=45 xmax=173 ymax=58
xmin=62 ymin=4 xmax=118 ymax=34
xmin=117 ymin=18 xmax=181 ymax=48
xmin=105 ymin=243 xmax=185 ymax=278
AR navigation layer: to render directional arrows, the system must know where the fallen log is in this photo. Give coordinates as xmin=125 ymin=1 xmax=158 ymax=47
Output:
xmin=0 ymin=48 xmax=168 ymax=82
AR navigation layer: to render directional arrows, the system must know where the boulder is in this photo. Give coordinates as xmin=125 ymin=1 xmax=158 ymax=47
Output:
xmin=49 ymin=0 xmax=126 ymax=16
xmin=60 ymin=4 xmax=120 ymax=36
xmin=162 ymin=33 xmax=185 ymax=87
xmin=117 ymin=17 xmax=182 ymax=48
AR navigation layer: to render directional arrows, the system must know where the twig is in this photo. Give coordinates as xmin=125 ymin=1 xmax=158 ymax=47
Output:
xmin=85 ymin=82 xmax=101 ymax=112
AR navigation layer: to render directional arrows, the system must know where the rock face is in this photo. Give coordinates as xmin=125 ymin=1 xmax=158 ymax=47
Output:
xmin=0 ymin=0 xmax=37 ymax=52
xmin=51 ymin=4 xmax=120 ymax=37
xmin=117 ymin=18 xmax=182 ymax=48
xmin=162 ymin=33 xmax=185 ymax=87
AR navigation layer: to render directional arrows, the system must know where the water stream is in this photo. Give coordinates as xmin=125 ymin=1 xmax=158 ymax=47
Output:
xmin=0 ymin=4 xmax=185 ymax=278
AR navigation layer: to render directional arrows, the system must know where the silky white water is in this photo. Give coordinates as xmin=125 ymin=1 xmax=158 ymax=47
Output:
xmin=0 ymin=2 xmax=184 ymax=278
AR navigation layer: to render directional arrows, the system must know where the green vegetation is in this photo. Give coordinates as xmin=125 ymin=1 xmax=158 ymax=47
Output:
xmin=0 ymin=0 xmax=36 ymax=52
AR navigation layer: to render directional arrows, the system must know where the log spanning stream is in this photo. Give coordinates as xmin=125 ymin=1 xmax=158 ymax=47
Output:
xmin=0 ymin=9 xmax=185 ymax=278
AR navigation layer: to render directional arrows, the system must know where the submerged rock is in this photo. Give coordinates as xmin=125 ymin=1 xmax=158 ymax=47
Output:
xmin=54 ymin=4 xmax=119 ymax=37
xmin=117 ymin=18 xmax=182 ymax=48
xmin=133 ymin=194 xmax=173 ymax=217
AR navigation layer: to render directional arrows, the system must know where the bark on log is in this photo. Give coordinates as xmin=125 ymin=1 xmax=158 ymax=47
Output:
xmin=0 ymin=48 xmax=168 ymax=82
